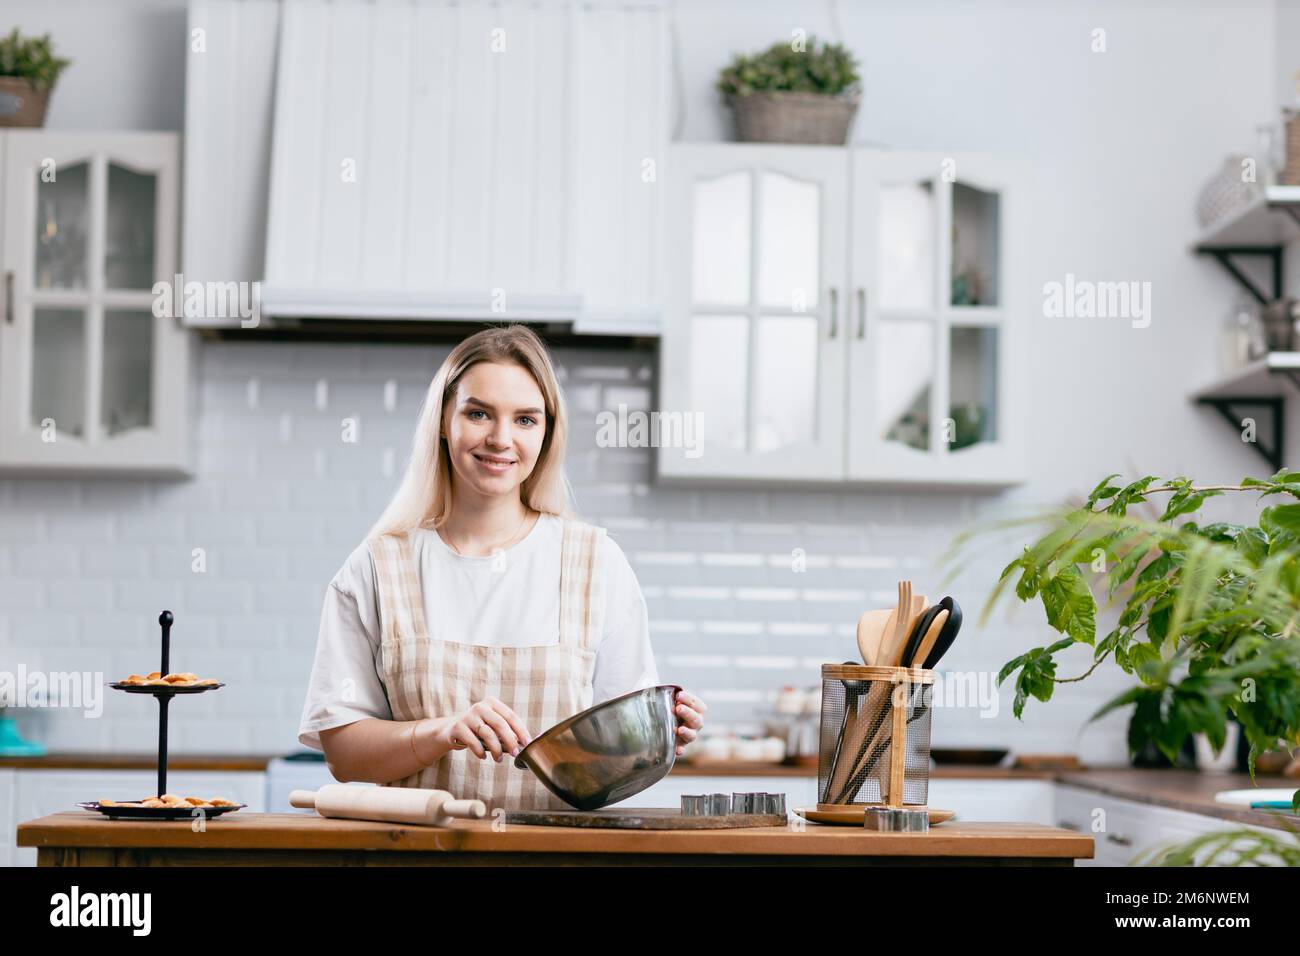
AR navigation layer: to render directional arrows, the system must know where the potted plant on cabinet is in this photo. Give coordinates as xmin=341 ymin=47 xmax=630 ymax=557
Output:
xmin=716 ymin=36 xmax=861 ymax=145
xmin=0 ymin=28 xmax=71 ymax=128
xmin=946 ymin=470 xmax=1300 ymax=865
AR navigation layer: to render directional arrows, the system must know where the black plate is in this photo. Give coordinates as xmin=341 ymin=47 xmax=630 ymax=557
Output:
xmin=108 ymin=681 xmax=224 ymax=694
xmin=77 ymin=801 xmax=245 ymax=820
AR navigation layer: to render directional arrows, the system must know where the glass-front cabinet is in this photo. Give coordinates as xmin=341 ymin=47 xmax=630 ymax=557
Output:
xmin=660 ymin=145 xmax=848 ymax=480
xmin=847 ymin=150 xmax=1024 ymax=484
xmin=660 ymin=143 xmax=1024 ymax=487
xmin=0 ymin=132 xmax=191 ymax=474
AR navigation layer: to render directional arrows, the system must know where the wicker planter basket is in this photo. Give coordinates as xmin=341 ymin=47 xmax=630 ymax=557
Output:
xmin=726 ymin=90 xmax=860 ymax=145
xmin=0 ymin=77 xmax=51 ymax=128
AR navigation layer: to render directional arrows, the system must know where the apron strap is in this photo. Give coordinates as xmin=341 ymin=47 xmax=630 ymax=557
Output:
xmin=366 ymin=532 xmax=428 ymax=641
xmin=559 ymin=518 xmax=605 ymax=650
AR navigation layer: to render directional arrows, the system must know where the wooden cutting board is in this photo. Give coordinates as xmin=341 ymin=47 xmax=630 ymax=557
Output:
xmin=503 ymin=807 xmax=787 ymax=829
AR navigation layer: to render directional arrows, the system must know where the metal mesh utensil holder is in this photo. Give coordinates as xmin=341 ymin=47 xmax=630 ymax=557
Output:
xmin=817 ymin=664 xmax=935 ymax=809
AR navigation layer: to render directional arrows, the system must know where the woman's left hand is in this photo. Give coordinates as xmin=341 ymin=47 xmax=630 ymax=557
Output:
xmin=673 ymin=689 xmax=706 ymax=756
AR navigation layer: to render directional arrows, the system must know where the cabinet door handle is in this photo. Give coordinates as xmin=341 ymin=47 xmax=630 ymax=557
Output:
xmin=4 ymin=271 xmax=12 ymax=324
xmin=828 ymin=287 xmax=838 ymax=338
xmin=856 ymin=287 xmax=866 ymax=339
xmin=1105 ymin=833 xmax=1133 ymax=847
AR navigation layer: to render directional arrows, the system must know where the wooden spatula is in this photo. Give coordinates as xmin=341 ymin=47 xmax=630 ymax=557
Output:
xmin=877 ymin=580 xmax=914 ymax=669
xmin=909 ymin=608 xmax=950 ymax=669
xmin=855 ymin=609 xmax=893 ymax=666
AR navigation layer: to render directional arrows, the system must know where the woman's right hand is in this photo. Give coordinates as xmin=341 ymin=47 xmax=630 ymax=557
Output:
xmin=436 ymin=697 xmax=532 ymax=762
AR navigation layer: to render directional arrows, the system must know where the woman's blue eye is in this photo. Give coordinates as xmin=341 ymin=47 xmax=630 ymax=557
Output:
xmin=467 ymin=409 xmax=537 ymax=426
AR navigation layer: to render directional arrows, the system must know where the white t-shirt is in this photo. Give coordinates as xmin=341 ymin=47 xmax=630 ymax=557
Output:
xmin=297 ymin=513 xmax=660 ymax=751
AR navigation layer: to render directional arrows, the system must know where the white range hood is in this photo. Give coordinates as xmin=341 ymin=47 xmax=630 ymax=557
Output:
xmin=255 ymin=0 xmax=667 ymax=335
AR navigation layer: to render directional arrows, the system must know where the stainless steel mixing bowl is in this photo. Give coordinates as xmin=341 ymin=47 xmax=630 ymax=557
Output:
xmin=513 ymin=684 xmax=683 ymax=810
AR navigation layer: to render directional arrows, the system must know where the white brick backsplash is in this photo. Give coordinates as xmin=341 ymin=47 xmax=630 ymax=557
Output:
xmin=78 ymin=482 xmax=154 ymax=511
xmin=218 ymin=612 xmax=290 ymax=647
xmin=256 ymin=514 xmax=323 ymax=547
xmin=0 ymin=341 xmax=1122 ymax=758
xmin=182 ymin=580 xmax=254 ymax=614
xmin=115 ymin=514 xmax=186 ymax=545
xmin=358 ymin=345 xmax=445 ymax=377
xmin=11 ymin=482 xmax=78 ymax=510
xmin=83 ymin=545 xmax=148 ymax=577
xmin=51 ymin=582 xmax=116 ymax=613
xmin=9 ymin=545 xmax=80 ymax=577
xmin=6 ymin=611 xmax=72 ymax=647
xmin=253 ymin=582 xmax=325 ymax=614
xmin=47 ymin=513 xmax=115 ymax=543
xmin=0 ymin=511 xmax=43 ymax=539
xmin=0 ymin=581 xmax=46 ymax=610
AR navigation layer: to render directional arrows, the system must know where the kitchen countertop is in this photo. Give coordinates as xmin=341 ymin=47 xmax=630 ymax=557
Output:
xmin=6 ymin=753 xmax=1294 ymax=830
xmin=0 ymin=752 xmax=276 ymax=771
xmin=16 ymin=811 xmax=1092 ymax=866
xmin=1055 ymin=769 xmax=1300 ymax=831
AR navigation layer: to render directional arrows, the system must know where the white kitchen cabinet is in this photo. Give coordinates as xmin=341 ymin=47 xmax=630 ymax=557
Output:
xmin=0 ymin=770 xmax=15 ymax=867
xmin=10 ymin=768 xmax=266 ymax=866
xmin=0 ymin=131 xmax=194 ymax=476
xmin=848 ymin=150 xmax=1026 ymax=484
xmin=659 ymin=145 xmax=849 ymax=480
xmin=659 ymin=143 xmax=1026 ymax=487
xmin=1054 ymin=783 xmax=1281 ymax=867
xmin=926 ymin=778 xmax=1055 ymax=824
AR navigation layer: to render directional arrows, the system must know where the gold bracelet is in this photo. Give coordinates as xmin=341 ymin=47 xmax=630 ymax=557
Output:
xmin=409 ymin=720 xmax=429 ymax=766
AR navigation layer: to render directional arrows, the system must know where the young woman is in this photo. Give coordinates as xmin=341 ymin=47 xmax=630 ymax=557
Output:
xmin=297 ymin=324 xmax=706 ymax=811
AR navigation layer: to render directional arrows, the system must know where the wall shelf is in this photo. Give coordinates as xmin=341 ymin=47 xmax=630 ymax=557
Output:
xmin=1189 ymin=353 xmax=1300 ymax=470
xmin=1192 ymin=186 xmax=1300 ymax=304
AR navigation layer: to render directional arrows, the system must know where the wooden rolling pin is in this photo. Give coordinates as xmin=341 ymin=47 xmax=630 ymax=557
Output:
xmin=290 ymin=785 xmax=486 ymax=826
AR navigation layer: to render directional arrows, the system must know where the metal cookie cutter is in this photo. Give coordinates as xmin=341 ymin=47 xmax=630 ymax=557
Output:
xmin=706 ymin=793 xmax=731 ymax=815
xmin=681 ymin=794 xmax=708 ymax=816
xmin=863 ymin=806 xmax=929 ymax=832
xmin=760 ymin=792 xmax=786 ymax=815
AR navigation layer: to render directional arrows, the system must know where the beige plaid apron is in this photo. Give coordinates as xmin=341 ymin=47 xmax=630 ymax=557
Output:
xmin=367 ymin=517 xmax=604 ymax=811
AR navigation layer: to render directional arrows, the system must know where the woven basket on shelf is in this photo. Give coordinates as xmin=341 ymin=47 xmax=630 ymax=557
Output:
xmin=726 ymin=90 xmax=860 ymax=145
xmin=1283 ymin=108 xmax=1300 ymax=186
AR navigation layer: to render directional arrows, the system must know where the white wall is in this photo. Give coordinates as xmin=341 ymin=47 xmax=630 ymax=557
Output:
xmin=4 ymin=0 xmax=189 ymax=131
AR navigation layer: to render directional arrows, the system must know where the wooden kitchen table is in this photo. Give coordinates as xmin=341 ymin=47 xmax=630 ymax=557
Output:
xmin=18 ymin=812 xmax=1093 ymax=866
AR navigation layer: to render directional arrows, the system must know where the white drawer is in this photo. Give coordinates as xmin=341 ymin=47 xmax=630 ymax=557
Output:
xmin=1054 ymin=784 xmax=1280 ymax=867
xmin=927 ymin=779 xmax=1056 ymax=824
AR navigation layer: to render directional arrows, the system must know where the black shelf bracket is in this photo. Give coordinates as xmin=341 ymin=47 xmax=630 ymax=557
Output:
xmin=1195 ymin=395 xmax=1285 ymax=471
xmin=1194 ymin=245 xmax=1284 ymax=305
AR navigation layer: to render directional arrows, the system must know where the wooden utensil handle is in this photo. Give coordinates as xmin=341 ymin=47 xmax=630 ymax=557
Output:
xmin=438 ymin=798 xmax=487 ymax=820
xmin=832 ymin=677 xmax=924 ymax=805
xmin=839 ymin=682 xmax=931 ymax=803
xmin=827 ymin=678 xmax=902 ymax=804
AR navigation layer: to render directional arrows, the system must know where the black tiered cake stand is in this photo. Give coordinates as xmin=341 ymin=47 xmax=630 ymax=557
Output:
xmin=79 ymin=610 xmax=244 ymax=819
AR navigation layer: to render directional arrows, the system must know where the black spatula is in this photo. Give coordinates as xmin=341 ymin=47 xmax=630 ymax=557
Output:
xmin=920 ymin=596 xmax=962 ymax=669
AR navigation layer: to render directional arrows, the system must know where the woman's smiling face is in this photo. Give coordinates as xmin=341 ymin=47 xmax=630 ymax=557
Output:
xmin=442 ymin=361 xmax=547 ymax=498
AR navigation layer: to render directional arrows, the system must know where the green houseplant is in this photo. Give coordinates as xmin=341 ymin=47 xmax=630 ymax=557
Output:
xmin=0 ymin=28 xmax=71 ymax=128
xmin=946 ymin=470 xmax=1300 ymax=865
xmin=716 ymin=36 xmax=861 ymax=145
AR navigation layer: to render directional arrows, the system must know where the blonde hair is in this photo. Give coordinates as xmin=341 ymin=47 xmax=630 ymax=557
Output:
xmin=366 ymin=324 xmax=576 ymax=539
